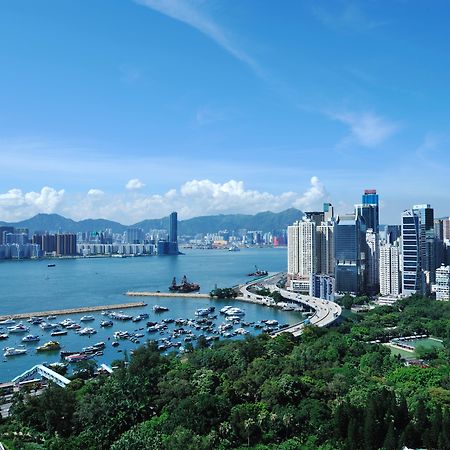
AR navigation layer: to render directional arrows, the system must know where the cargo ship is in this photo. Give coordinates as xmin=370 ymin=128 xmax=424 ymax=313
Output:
xmin=169 ymin=275 xmax=200 ymax=293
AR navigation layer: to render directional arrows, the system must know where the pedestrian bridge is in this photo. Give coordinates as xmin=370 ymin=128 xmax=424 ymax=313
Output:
xmin=12 ymin=364 xmax=71 ymax=388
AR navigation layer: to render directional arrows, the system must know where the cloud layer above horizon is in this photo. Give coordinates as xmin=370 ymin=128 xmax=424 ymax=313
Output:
xmin=0 ymin=177 xmax=327 ymax=224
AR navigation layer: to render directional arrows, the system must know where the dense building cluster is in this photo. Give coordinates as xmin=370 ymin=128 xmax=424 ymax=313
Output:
xmin=287 ymin=190 xmax=450 ymax=301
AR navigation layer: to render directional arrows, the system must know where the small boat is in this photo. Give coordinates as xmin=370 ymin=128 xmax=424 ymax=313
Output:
xmin=59 ymin=319 xmax=75 ymax=327
xmin=100 ymin=320 xmax=113 ymax=327
xmin=36 ymin=341 xmax=61 ymax=352
xmin=220 ymin=306 xmax=233 ymax=314
xmin=66 ymin=323 xmax=81 ymax=330
xmin=40 ymin=322 xmax=59 ymax=330
xmin=0 ymin=318 xmax=15 ymax=325
xmin=0 ymin=334 xmax=8 ymax=340
xmin=224 ymin=307 xmax=245 ymax=316
xmin=153 ymin=305 xmax=169 ymax=313
xmin=47 ymin=315 xmax=57 ymax=320
xmin=51 ymin=329 xmax=68 ymax=336
xmin=22 ymin=334 xmax=40 ymax=342
xmin=65 ymin=353 xmax=92 ymax=363
xmin=7 ymin=323 xmax=30 ymax=333
xmin=228 ymin=245 xmax=240 ymax=252
xmin=80 ymin=315 xmax=95 ymax=322
xmin=77 ymin=327 xmax=97 ymax=335
xmin=112 ymin=341 xmax=120 ymax=347
xmin=47 ymin=264 xmax=56 ymax=267
xmin=27 ymin=317 xmax=44 ymax=324
xmin=93 ymin=342 xmax=106 ymax=349
xmin=4 ymin=347 xmax=27 ymax=357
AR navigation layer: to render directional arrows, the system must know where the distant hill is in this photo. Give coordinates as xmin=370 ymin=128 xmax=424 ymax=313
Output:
xmin=0 ymin=208 xmax=303 ymax=235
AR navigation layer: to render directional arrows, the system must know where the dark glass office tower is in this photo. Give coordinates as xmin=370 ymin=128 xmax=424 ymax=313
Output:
xmin=334 ymin=214 xmax=367 ymax=295
xmin=401 ymin=210 xmax=421 ymax=295
xmin=359 ymin=189 xmax=379 ymax=233
xmin=169 ymin=211 xmax=179 ymax=255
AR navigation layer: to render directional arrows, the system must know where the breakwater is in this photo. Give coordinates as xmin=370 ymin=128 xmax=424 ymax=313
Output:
xmin=0 ymin=302 xmax=147 ymax=321
xmin=125 ymin=291 xmax=210 ymax=299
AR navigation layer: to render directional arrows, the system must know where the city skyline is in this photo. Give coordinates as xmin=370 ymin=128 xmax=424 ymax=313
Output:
xmin=1 ymin=1 xmax=450 ymax=223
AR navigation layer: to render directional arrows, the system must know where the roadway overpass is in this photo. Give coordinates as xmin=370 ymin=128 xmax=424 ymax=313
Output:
xmin=238 ymin=273 xmax=342 ymax=337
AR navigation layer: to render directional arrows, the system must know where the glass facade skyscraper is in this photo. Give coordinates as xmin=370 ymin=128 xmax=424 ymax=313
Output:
xmin=334 ymin=213 xmax=367 ymax=295
xmin=401 ymin=210 xmax=421 ymax=295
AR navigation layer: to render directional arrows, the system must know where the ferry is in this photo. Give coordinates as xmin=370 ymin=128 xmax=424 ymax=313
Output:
xmin=22 ymin=334 xmax=40 ymax=343
xmin=4 ymin=347 xmax=27 ymax=357
xmin=36 ymin=341 xmax=61 ymax=352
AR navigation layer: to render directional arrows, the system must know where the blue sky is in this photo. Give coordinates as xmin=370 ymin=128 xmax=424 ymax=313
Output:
xmin=0 ymin=0 xmax=449 ymax=224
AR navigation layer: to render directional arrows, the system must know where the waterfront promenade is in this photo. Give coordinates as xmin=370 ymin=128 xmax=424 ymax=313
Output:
xmin=0 ymin=302 xmax=147 ymax=321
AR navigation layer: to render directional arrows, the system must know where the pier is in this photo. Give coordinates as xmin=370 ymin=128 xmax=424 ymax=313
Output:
xmin=0 ymin=302 xmax=147 ymax=321
xmin=126 ymin=291 xmax=210 ymax=299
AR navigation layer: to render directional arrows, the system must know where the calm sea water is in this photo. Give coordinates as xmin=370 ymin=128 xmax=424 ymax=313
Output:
xmin=0 ymin=247 xmax=296 ymax=381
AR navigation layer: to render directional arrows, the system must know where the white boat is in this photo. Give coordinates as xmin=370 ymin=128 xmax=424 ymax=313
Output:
xmin=265 ymin=320 xmax=278 ymax=326
xmin=228 ymin=245 xmax=240 ymax=252
xmin=224 ymin=307 xmax=245 ymax=316
xmin=40 ymin=322 xmax=59 ymax=330
xmin=153 ymin=305 xmax=169 ymax=313
xmin=7 ymin=323 xmax=30 ymax=333
xmin=77 ymin=327 xmax=97 ymax=335
xmin=195 ymin=308 xmax=212 ymax=317
xmin=22 ymin=334 xmax=40 ymax=342
xmin=80 ymin=315 xmax=95 ymax=322
xmin=4 ymin=347 xmax=27 ymax=357
xmin=47 ymin=315 xmax=57 ymax=320
xmin=0 ymin=318 xmax=15 ymax=325
xmin=59 ymin=319 xmax=75 ymax=327
xmin=226 ymin=315 xmax=242 ymax=322
xmin=220 ymin=306 xmax=233 ymax=314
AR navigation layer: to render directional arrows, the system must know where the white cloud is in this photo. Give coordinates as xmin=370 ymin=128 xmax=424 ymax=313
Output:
xmin=332 ymin=111 xmax=399 ymax=147
xmin=0 ymin=187 xmax=65 ymax=221
xmin=87 ymin=189 xmax=105 ymax=196
xmin=0 ymin=178 xmax=327 ymax=224
xmin=134 ymin=0 xmax=261 ymax=75
xmin=125 ymin=178 xmax=146 ymax=190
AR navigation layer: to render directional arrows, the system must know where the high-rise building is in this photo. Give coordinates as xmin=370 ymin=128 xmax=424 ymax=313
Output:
xmin=379 ymin=240 xmax=401 ymax=296
xmin=169 ymin=212 xmax=178 ymax=244
xmin=287 ymin=219 xmax=316 ymax=278
xmin=124 ymin=228 xmax=144 ymax=244
xmin=365 ymin=229 xmax=379 ymax=293
xmin=316 ymin=220 xmax=335 ymax=276
xmin=304 ymin=211 xmax=325 ymax=226
xmin=56 ymin=233 xmax=77 ymax=256
xmin=334 ymin=213 xmax=367 ymax=295
xmin=0 ymin=226 xmax=14 ymax=245
xmin=443 ymin=218 xmax=450 ymax=241
xmin=401 ymin=210 xmax=421 ymax=296
xmin=323 ymin=202 xmax=334 ymax=222
xmin=413 ymin=204 xmax=436 ymax=291
xmin=361 ymin=189 xmax=379 ymax=233
xmin=432 ymin=265 xmax=450 ymax=301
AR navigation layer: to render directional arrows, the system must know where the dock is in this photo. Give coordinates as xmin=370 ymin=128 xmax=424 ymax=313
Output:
xmin=0 ymin=302 xmax=148 ymax=321
xmin=126 ymin=291 xmax=210 ymax=299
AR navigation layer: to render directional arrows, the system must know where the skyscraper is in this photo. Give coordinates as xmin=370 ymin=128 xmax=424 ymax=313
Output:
xmin=287 ymin=219 xmax=317 ymax=278
xmin=334 ymin=213 xmax=367 ymax=295
xmin=361 ymin=189 xmax=379 ymax=233
xmin=413 ymin=204 xmax=436 ymax=291
xmin=379 ymin=240 xmax=401 ymax=296
xmin=401 ymin=210 xmax=421 ymax=295
xmin=168 ymin=211 xmax=179 ymax=255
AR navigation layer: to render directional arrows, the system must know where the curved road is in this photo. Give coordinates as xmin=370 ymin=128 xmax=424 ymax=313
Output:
xmin=238 ymin=273 xmax=342 ymax=337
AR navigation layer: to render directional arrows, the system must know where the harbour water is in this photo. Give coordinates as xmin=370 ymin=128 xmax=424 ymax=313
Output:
xmin=0 ymin=247 xmax=297 ymax=381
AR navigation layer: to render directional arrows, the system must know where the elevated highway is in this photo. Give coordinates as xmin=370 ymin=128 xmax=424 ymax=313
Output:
xmin=238 ymin=273 xmax=342 ymax=337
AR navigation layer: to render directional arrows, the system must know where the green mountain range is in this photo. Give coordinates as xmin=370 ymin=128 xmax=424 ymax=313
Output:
xmin=0 ymin=208 xmax=302 ymax=235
